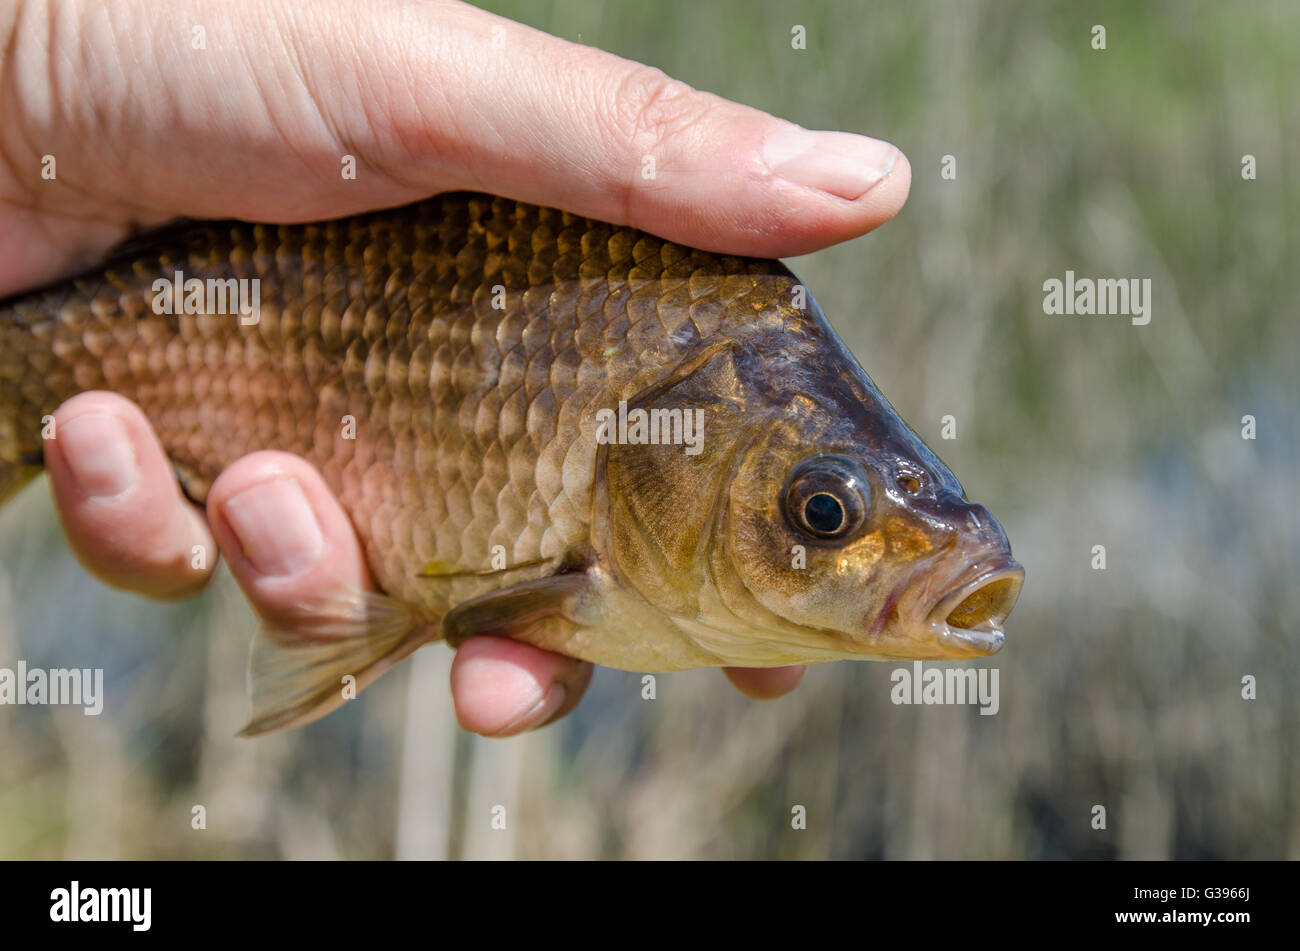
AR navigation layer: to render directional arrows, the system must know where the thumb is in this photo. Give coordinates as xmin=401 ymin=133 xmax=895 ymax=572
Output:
xmin=332 ymin=0 xmax=911 ymax=258
xmin=3 ymin=0 xmax=909 ymax=277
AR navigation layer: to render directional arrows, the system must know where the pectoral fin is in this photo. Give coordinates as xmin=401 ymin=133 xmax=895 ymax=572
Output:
xmin=239 ymin=591 xmax=437 ymax=737
xmin=442 ymin=572 xmax=594 ymax=648
xmin=417 ymin=557 xmax=550 ymax=579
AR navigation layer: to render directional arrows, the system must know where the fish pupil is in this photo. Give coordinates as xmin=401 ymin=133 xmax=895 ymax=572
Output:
xmin=805 ymin=493 xmax=845 ymax=533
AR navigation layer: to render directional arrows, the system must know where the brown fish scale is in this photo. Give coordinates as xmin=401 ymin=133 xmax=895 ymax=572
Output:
xmin=0 ymin=192 xmax=804 ymax=623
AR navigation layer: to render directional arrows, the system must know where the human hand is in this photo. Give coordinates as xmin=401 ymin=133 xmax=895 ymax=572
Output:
xmin=4 ymin=0 xmax=911 ymax=734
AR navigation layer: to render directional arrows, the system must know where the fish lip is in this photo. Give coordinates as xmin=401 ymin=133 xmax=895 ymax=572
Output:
xmin=940 ymin=622 xmax=1005 ymax=656
xmin=925 ymin=554 xmax=1024 ymax=657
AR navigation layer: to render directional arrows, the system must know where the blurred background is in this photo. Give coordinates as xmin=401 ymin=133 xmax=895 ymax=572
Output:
xmin=1 ymin=0 xmax=1296 ymax=859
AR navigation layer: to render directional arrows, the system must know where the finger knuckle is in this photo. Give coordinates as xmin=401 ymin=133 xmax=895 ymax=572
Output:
xmin=608 ymin=66 xmax=707 ymax=158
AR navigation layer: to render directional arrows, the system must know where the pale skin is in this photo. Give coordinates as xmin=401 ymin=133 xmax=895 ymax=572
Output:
xmin=0 ymin=0 xmax=911 ymax=735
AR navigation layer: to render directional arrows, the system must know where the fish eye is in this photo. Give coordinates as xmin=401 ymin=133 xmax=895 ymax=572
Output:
xmin=784 ymin=455 xmax=870 ymax=540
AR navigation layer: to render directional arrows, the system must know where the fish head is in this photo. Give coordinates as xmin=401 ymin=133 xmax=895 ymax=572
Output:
xmin=711 ymin=336 xmax=1024 ymax=664
xmin=600 ymin=301 xmax=1023 ymax=668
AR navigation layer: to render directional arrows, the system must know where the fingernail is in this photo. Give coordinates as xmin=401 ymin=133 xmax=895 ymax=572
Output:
xmin=762 ymin=127 xmax=899 ymax=200
xmin=222 ymin=478 xmax=323 ymax=577
xmin=59 ymin=414 xmax=139 ymax=498
xmin=499 ymin=683 xmax=566 ymax=735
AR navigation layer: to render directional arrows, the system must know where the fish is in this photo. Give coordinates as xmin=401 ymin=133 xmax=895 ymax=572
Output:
xmin=0 ymin=191 xmax=1024 ymax=734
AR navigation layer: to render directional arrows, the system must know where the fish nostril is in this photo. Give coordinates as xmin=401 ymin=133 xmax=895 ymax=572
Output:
xmin=956 ymin=502 xmax=1007 ymax=544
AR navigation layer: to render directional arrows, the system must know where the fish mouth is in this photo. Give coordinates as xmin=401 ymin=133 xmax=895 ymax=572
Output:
xmin=925 ymin=556 xmax=1024 ymax=657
